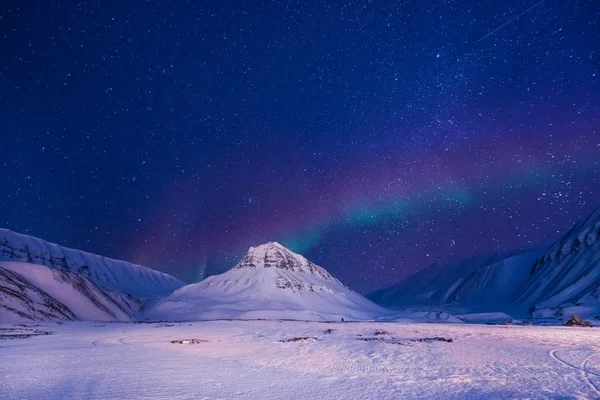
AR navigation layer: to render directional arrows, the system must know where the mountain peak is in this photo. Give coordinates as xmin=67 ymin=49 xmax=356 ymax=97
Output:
xmin=145 ymin=242 xmax=387 ymax=322
xmin=234 ymin=241 xmax=333 ymax=280
xmin=252 ymin=241 xmax=286 ymax=251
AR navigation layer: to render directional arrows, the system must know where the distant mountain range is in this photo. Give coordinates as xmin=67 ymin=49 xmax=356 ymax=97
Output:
xmin=367 ymin=251 xmax=537 ymax=312
xmin=368 ymin=206 xmax=600 ymax=323
xmin=2 ymin=206 xmax=600 ymax=324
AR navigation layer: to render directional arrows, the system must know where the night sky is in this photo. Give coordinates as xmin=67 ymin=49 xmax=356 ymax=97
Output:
xmin=1 ymin=1 xmax=598 ymax=293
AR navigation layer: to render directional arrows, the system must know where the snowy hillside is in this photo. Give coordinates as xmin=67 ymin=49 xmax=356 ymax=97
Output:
xmin=512 ymin=206 xmax=600 ymax=320
xmin=0 ymin=229 xmax=184 ymax=298
xmin=0 ymin=261 xmax=139 ymax=323
xmin=368 ymin=206 xmax=600 ymax=324
xmin=368 ymin=251 xmax=537 ymax=312
xmin=145 ymin=242 xmax=389 ymax=321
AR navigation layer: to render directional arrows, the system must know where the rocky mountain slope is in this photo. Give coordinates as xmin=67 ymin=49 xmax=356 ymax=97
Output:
xmin=145 ymin=242 xmax=388 ymax=321
xmin=0 ymin=229 xmax=185 ymax=322
xmin=369 ymin=206 xmax=600 ymax=323
xmin=512 ymin=206 xmax=600 ymax=320
xmin=0 ymin=261 xmax=139 ymax=323
xmin=0 ymin=229 xmax=184 ymax=298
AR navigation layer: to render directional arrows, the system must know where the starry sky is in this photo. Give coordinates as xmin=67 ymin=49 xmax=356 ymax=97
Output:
xmin=1 ymin=0 xmax=599 ymax=293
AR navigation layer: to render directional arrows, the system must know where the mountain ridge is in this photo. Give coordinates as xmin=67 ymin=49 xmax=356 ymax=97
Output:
xmin=0 ymin=228 xmax=184 ymax=298
xmin=511 ymin=206 xmax=600 ymax=319
xmin=368 ymin=206 xmax=600 ymax=323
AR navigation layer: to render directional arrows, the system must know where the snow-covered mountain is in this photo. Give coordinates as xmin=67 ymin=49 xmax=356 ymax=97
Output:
xmin=512 ymin=206 xmax=600 ymax=320
xmin=145 ymin=242 xmax=388 ymax=322
xmin=0 ymin=229 xmax=184 ymax=298
xmin=5 ymin=204 xmax=599 ymax=325
xmin=0 ymin=261 xmax=139 ymax=323
xmin=369 ymin=206 xmax=600 ymax=323
xmin=368 ymin=251 xmax=537 ymax=313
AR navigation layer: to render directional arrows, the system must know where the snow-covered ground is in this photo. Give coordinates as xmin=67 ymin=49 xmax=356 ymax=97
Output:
xmin=2 ymin=321 xmax=600 ymax=399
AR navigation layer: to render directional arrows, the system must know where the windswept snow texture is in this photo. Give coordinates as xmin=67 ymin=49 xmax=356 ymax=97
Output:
xmin=3 ymin=321 xmax=600 ymax=399
xmin=0 ymin=262 xmax=137 ymax=323
xmin=146 ymin=242 xmax=388 ymax=321
xmin=0 ymin=229 xmax=184 ymax=298
xmin=368 ymin=251 xmax=538 ymax=313
xmin=513 ymin=206 xmax=600 ymax=320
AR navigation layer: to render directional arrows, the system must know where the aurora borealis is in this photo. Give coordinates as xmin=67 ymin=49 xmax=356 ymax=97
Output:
xmin=1 ymin=1 xmax=598 ymax=292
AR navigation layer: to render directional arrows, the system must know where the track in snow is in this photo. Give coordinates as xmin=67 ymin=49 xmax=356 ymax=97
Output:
xmin=549 ymin=349 xmax=600 ymax=397
xmin=91 ymin=335 xmax=135 ymax=347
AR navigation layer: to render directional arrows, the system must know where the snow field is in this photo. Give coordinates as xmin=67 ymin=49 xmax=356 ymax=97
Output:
xmin=2 ymin=320 xmax=600 ymax=399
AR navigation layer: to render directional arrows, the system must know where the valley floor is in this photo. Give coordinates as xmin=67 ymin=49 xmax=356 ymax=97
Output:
xmin=2 ymin=320 xmax=600 ymax=399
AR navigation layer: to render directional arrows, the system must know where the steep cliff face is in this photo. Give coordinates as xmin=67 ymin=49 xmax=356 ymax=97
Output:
xmin=512 ymin=207 xmax=600 ymax=319
xmin=0 ymin=229 xmax=184 ymax=298
xmin=145 ymin=242 xmax=389 ymax=322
